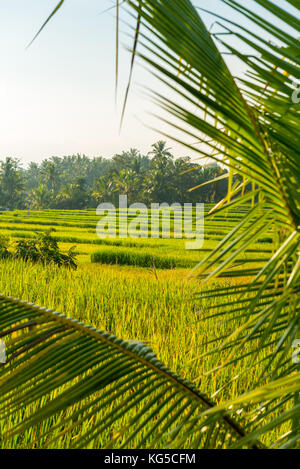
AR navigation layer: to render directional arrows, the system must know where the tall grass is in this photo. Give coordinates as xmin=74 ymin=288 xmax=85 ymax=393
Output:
xmin=91 ymin=247 xmax=178 ymax=268
xmin=0 ymin=257 xmax=286 ymax=447
xmin=0 ymin=208 xmax=282 ymax=447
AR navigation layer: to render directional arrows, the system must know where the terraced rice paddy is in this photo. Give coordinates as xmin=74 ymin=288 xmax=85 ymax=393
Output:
xmin=0 ymin=205 xmax=271 ymax=264
xmin=0 ymin=206 xmax=278 ymax=448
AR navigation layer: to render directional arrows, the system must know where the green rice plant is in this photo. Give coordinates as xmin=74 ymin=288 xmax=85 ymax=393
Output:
xmin=91 ymin=247 xmax=177 ymax=269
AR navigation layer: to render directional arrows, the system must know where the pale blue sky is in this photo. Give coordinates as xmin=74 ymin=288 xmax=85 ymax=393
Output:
xmin=0 ymin=0 xmax=296 ymax=165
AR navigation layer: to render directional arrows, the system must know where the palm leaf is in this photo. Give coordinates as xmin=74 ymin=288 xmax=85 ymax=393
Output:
xmin=26 ymin=0 xmax=65 ymax=49
xmin=123 ymin=0 xmax=300 ymax=447
xmin=0 ymin=294 xmax=257 ymax=449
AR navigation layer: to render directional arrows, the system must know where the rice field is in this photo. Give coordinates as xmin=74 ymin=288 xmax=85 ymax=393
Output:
xmin=0 ymin=206 xmax=279 ymax=448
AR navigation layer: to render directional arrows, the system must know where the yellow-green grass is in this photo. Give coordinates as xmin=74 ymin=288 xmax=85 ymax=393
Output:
xmin=0 ymin=258 xmax=287 ymax=448
xmin=0 ymin=208 xmax=282 ymax=448
xmin=0 ymin=207 xmax=272 ymax=268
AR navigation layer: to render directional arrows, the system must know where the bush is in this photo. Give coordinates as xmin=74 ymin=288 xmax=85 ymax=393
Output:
xmin=10 ymin=232 xmax=77 ymax=270
xmin=0 ymin=235 xmax=11 ymax=260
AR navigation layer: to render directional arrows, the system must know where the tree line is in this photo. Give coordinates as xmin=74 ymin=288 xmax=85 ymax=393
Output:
xmin=0 ymin=141 xmax=228 ymax=210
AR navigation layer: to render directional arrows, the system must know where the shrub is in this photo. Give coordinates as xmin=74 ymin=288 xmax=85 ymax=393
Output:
xmin=0 ymin=236 xmax=11 ymax=260
xmin=15 ymin=240 xmax=39 ymax=262
xmin=13 ymin=232 xmax=78 ymax=270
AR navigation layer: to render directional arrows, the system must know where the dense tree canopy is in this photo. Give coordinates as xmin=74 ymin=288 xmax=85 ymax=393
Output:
xmin=0 ymin=141 xmax=228 ymax=210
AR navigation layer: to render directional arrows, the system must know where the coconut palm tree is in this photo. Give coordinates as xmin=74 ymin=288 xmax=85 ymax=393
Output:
xmin=148 ymin=140 xmax=173 ymax=160
xmin=41 ymin=161 xmax=61 ymax=193
xmin=31 ymin=184 xmax=52 ymax=209
xmin=0 ymin=0 xmax=299 ymax=449
xmin=0 ymin=157 xmax=24 ymax=209
xmin=92 ymin=175 xmax=116 ymax=204
xmin=113 ymin=168 xmax=141 ymax=203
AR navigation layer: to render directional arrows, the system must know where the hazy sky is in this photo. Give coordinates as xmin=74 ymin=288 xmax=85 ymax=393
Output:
xmin=0 ymin=0 xmax=295 ymax=165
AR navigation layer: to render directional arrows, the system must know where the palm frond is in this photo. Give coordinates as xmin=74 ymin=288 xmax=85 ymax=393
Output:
xmin=26 ymin=0 xmax=65 ymax=49
xmin=0 ymin=295 xmax=257 ymax=449
xmin=123 ymin=0 xmax=300 ymax=447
